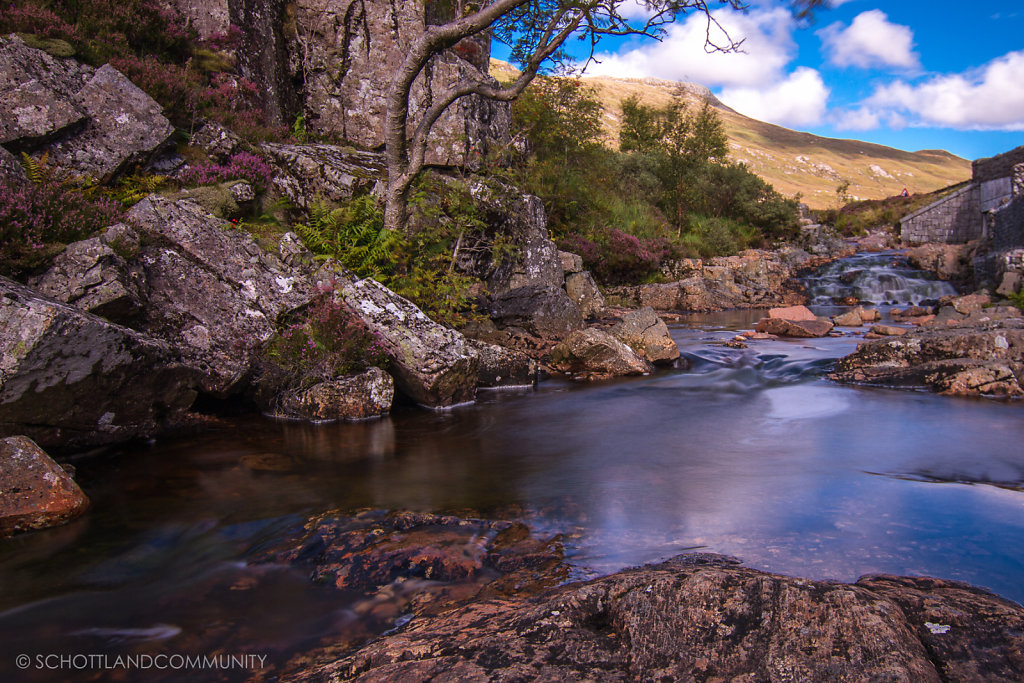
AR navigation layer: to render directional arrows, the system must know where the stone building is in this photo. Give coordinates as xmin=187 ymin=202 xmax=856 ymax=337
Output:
xmin=900 ymin=146 xmax=1024 ymax=293
xmin=900 ymin=145 xmax=1024 ymax=247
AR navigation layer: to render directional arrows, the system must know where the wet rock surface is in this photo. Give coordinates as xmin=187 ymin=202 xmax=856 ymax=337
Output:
xmin=609 ymin=307 xmax=680 ymax=365
xmin=0 ymin=436 xmax=89 ymax=537
xmin=833 ymin=315 xmax=1024 ymax=397
xmin=294 ymin=553 xmax=1024 ymax=682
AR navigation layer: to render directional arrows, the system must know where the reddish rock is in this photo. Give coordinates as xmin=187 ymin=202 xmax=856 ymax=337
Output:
xmin=294 ymin=554 xmax=1024 ymax=682
xmin=859 ymin=308 xmax=881 ymax=322
xmin=767 ymin=304 xmax=818 ymax=321
xmin=870 ymin=324 xmax=908 ymax=337
xmin=0 ymin=436 xmax=89 ymax=537
xmin=756 ymin=317 xmax=834 ymax=338
xmin=951 ymin=293 xmax=992 ymax=315
xmin=833 ymin=310 xmax=864 ymax=327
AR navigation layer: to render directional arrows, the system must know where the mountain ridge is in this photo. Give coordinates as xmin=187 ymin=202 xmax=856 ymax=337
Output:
xmin=492 ymin=60 xmax=971 ymax=209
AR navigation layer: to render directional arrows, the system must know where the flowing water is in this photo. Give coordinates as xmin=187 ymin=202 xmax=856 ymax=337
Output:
xmin=2 ymin=252 xmax=1024 ymax=680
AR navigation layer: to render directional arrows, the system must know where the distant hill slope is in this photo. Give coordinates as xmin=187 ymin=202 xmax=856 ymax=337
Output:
xmin=491 ymin=61 xmax=971 ymax=210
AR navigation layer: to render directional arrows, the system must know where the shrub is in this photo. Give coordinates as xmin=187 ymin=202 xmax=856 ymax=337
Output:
xmin=559 ymin=228 xmax=673 ymax=284
xmin=178 ymin=152 xmax=275 ymax=192
xmin=264 ymin=293 xmax=388 ymax=389
xmin=0 ymin=175 xmax=123 ymax=278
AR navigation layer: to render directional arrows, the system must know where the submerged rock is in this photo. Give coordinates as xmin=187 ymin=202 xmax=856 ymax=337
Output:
xmin=340 ymin=278 xmax=479 ymax=408
xmin=300 ymin=553 xmax=1024 ymax=682
xmin=610 ymin=307 xmax=680 ymax=364
xmin=0 ymin=436 xmax=89 ymax=537
xmin=550 ymin=328 xmax=653 ymax=378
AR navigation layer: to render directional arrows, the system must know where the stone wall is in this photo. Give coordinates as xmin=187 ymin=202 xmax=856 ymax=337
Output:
xmin=972 ymin=145 xmax=1024 ymax=183
xmin=900 ymin=184 xmax=982 ymax=244
xmin=991 ymin=193 xmax=1024 ymax=252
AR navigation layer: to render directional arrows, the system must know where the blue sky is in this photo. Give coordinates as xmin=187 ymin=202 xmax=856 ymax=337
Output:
xmin=497 ymin=1 xmax=1024 ymax=160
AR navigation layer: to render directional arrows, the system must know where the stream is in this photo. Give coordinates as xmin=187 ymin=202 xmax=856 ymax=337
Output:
xmin=2 ymin=251 xmax=1023 ymax=680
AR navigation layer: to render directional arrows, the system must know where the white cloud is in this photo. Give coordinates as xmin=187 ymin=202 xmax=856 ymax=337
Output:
xmin=719 ymin=67 xmax=830 ymax=127
xmin=832 ymin=107 xmax=881 ymax=131
xmin=865 ymin=49 xmax=1024 ymax=130
xmin=818 ymin=10 xmax=918 ymax=70
xmin=586 ymin=7 xmax=797 ymax=88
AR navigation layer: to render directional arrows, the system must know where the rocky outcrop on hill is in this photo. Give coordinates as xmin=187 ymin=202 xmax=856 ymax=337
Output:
xmin=1 ymin=35 xmax=174 ymax=180
xmin=832 ymin=306 xmax=1024 ymax=397
xmin=340 ymin=277 xmax=480 ymax=407
xmin=0 ymin=436 xmax=89 ymax=537
xmin=0 ymin=276 xmax=197 ymax=449
xmin=296 ymin=553 xmax=1024 ymax=682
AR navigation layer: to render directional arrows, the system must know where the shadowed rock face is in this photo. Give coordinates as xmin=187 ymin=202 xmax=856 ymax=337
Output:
xmin=294 ymin=554 xmax=1024 ymax=682
xmin=0 ymin=277 xmax=197 ymax=449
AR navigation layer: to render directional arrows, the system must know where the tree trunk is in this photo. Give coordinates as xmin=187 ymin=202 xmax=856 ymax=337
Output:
xmin=384 ymin=178 xmax=410 ymax=233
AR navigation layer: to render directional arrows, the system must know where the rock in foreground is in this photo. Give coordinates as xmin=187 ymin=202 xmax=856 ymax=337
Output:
xmin=0 ymin=436 xmax=89 ymax=537
xmin=610 ymin=307 xmax=680 ymax=364
xmin=550 ymin=329 xmax=652 ymax=379
xmin=301 ymin=554 xmax=1024 ymax=682
xmin=267 ymin=368 xmax=394 ymax=422
xmin=832 ymin=317 xmax=1024 ymax=396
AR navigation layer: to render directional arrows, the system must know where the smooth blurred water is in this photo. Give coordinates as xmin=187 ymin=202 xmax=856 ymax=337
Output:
xmin=2 ymin=262 xmax=1024 ymax=680
xmin=803 ymin=250 xmax=958 ymax=306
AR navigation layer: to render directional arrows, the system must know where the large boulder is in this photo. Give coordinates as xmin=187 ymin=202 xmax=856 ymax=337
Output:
xmin=832 ymin=317 xmax=1024 ymax=397
xmin=260 ymin=143 xmax=385 ymax=211
xmin=489 ymin=286 xmax=584 ymax=339
xmin=0 ymin=276 xmax=197 ymax=448
xmin=905 ymin=243 xmax=976 ymax=284
xmin=610 ymin=307 xmax=680 ymax=364
xmin=340 ymin=278 xmax=479 ymax=407
xmin=127 ymin=196 xmax=321 ymax=395
xmin=461 ymin=181 xmax=564 ymax=296
xmin=267 ymin=367 xmax=394 ymax=421
xmin=565 ymin=271 xmax=605 ymax=319
xmin=468 ymin=340 xmax=536 ymax=388
xmin=0 ymin=34 xmax=88 ymax=147
xmin=29 ymin=223 xmax=145 ymax=323
xmin=0 ymin=436 xmax=89 ymax=537
xmin=550 ymin=328 xmax=653 ymax=378
xmin=756 ymin=317 xmax=834 ymax=338
xmin=1 ymin=36 xmax=174 ymax=180
xmin=302 ymin=554 xmax=1024 ymax=682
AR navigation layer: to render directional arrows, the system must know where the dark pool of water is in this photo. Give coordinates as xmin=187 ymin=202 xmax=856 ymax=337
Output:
xmin=3 ymin=290 xmax=1024 ymax=680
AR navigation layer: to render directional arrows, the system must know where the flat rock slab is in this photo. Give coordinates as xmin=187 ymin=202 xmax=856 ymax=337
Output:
xmin=768 ymin=304 xmax=818 ymax=321
xmin=756 ymin=317 xmax=834 ymax=338
xmin=300 ymin=554 xmax=1024 ymax=682
xmin=832 ymin=319 xmax=1024 ymax=396
xmin=0 ymin=436 xmax=89 ymax=537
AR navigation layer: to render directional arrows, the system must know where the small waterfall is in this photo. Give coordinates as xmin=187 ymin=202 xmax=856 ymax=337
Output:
xmin=802 ymin=251 xmax=958 ymax=307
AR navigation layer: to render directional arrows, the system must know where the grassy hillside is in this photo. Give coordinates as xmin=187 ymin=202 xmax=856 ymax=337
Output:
xmin=492 ymin=61 xmax=971 ymax=210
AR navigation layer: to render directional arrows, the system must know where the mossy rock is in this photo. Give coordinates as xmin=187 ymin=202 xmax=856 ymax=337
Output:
xmin=17 ymin=34 xmax=75 ymax=58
